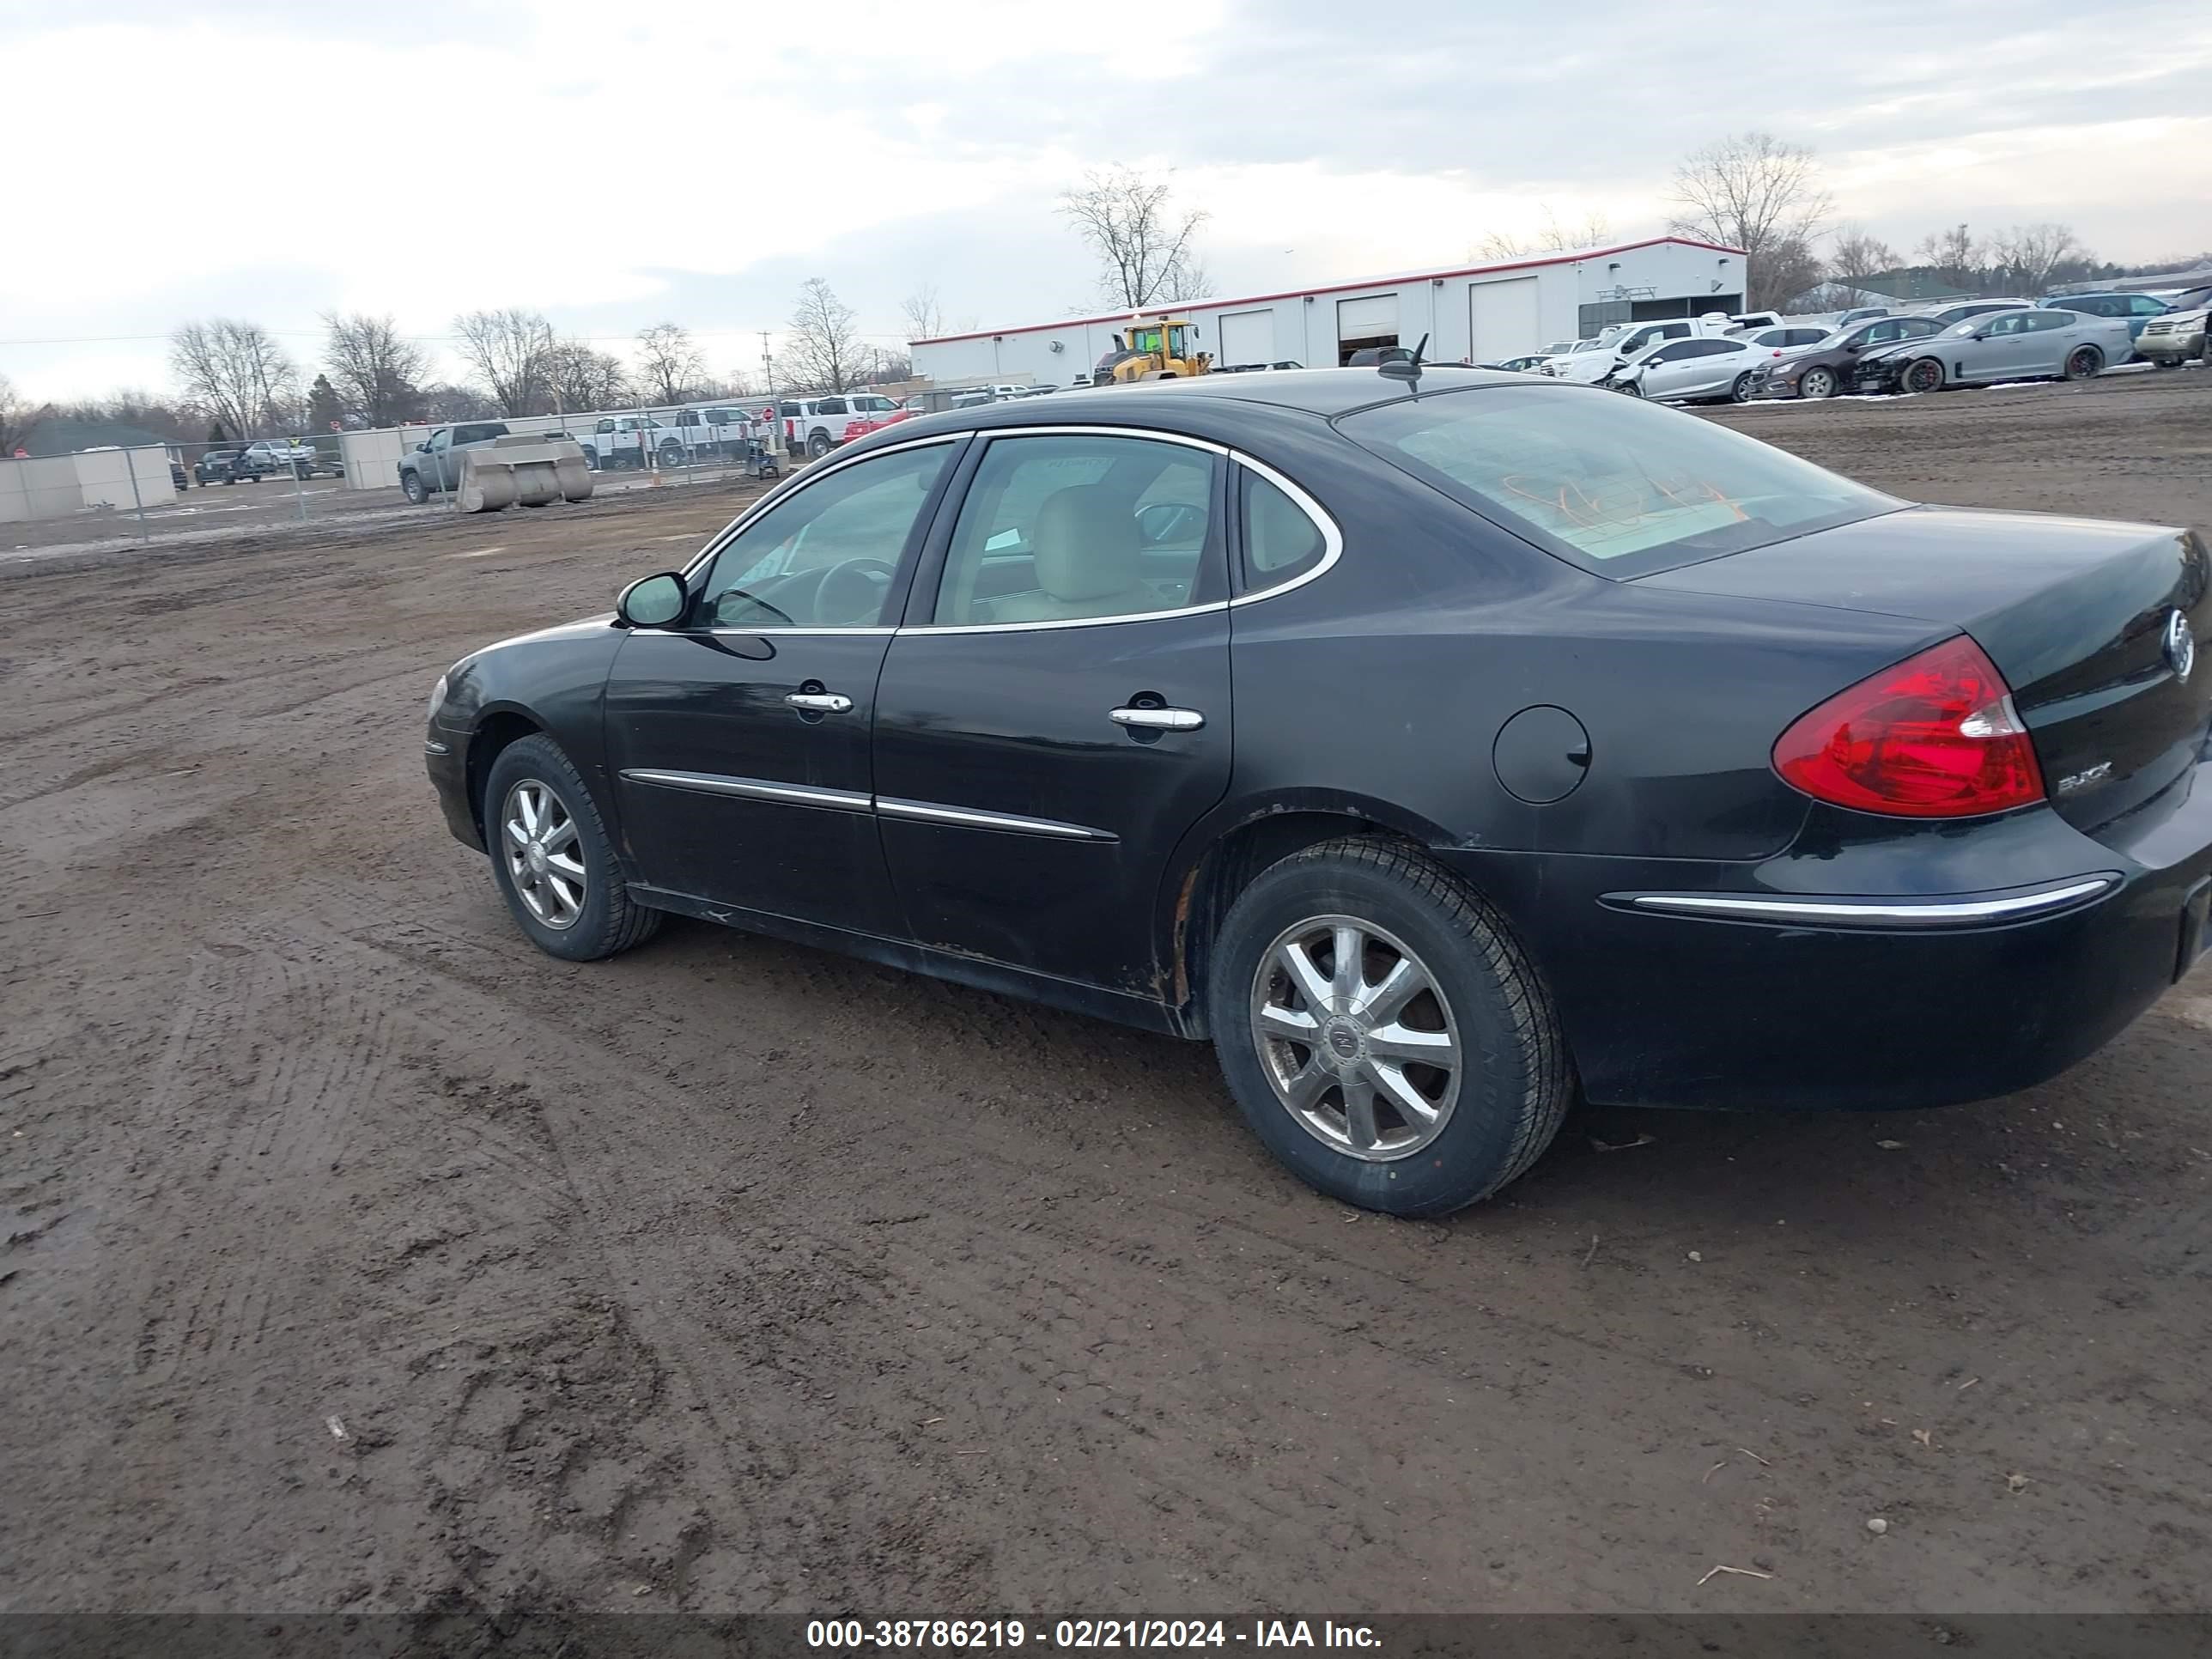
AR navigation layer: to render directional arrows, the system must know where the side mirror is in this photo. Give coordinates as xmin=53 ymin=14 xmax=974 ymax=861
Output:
xmin=1972 ymin=331 xmax=1990 ymax=343
xmin=617 ymin=572 xmax=688 ymax=629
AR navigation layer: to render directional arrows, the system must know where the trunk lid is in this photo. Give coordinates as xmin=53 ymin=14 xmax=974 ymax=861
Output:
xmin=1638 ymin=507 xmax=2212 ymax=832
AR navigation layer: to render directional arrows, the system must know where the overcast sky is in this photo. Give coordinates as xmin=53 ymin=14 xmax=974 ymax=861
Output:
xmin=4 ymin=0 xmax=2208 ymax=402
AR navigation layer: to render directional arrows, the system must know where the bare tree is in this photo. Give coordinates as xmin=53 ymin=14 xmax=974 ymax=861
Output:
xmin=1476 ymin=207 xmax=1613 ymax=261
xmin=545 ymin=338 xmax=630 ymax=412
xmin=320 ymin=312 xmax=428 ymax=427
xmin=1060 ymin=165 xmax=1210 ymax=309
xmin=901 ymin=283 xmax=947 ymax=342
xmin=635 ymin=322 xmax=703 ymax=405
xmin=1 ymin=373 xmax=52 ymax=455
xmin=416 ymin=383 xmax=502 ymax=423
xmin=1987 ymin=223 xmax=2088 ymax=296
xmin=452 ymin=307 xmax=554 ymax=416
xmin=1914 ymin=224 xmax=1982 ymax=289
xmin=1668 ymin=131 xmax=1832 ymax=311
xmin=785 ymin=277 xmax=864 ymax=393
xmin=169 ymin=319 xmax=300 ymax=439
xmin=1826 ymin=225 xmax=1898 ymax=288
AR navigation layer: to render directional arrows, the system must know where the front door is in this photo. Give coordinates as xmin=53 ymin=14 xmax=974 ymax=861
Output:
xmin=872 ymin=429 xmax=1234 ymax=996
xmin=604 ymin=437 xmax=962 ymax=935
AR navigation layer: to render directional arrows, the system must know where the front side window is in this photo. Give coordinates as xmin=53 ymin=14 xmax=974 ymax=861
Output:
xmin=930 ymin=434 xmax=1219 ymax=626
xmin=694 ymin=443 xmax=953 ymax=629
xmin=2130 ymin=295 xmax=2167 ymax=315
xmin=1340 ymin=384 xmax=1894 ymax=578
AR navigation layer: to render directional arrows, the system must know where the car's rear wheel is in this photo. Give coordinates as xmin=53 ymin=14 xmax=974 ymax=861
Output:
xmin=1800 ymin=366 xmax=1837 ymax=399
xmin=1206 ymin=838 xmax=1569 ymax=1217
xmin=1902 ymin=356 xmax=1945 ymax=394
xmin=805 ymin=429 xmax=832 ymax=459
xmin=401 ymin=470 xmax=428 ymax=504
xmin=1729 ymin=372 xmax=1754 ymax=403
xmin=483 ymin=734 xmax=662 ymax=963
xmin=658 ymin=442 xmax=686 ymax=469
xmin=2064 ymin=344 xmax=2104 ymax=380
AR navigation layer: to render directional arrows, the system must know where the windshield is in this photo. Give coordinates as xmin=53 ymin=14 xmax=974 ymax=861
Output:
xmin=1338 ymin=384 xmax=1896 ymax=578
xmin=1567 ymin=339 xmax=1612 ymax=355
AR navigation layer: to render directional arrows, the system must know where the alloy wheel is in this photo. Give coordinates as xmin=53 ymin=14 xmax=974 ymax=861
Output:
xmin=501 ymin=779 xmax=586 ymax=929
xmin=1249 ymin=915 xmax=1462 ymax=1162
xmin=1802 ymin=367 xmax=1835 ymax=399
xmin=1905 ymin=359 xmax=1942 ymax=393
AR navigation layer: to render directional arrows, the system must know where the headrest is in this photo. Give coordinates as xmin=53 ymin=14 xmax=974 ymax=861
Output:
xmin=1032 ymin=485 xmax=1139 ymax=601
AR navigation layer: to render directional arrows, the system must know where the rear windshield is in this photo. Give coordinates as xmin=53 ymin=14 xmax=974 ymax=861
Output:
xmin=1339 ymin=384 xmax=1895 ymax=577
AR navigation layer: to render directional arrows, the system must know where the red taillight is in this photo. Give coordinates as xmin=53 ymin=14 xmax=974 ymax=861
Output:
xmin=1772 ymin=635 xmax=2045 ymax=818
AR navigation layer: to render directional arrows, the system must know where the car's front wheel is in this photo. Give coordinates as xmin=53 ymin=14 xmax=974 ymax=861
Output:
xmin=483 ymin=734 xmax=663 ymax=963
xmin=1612 ymin=379 xmax=1643 ymax=398
xmin=401 ymin=470 xmax=428 ymax=504
xmin=1902 ymin=356 xmax=1945 ymax=394
xmin=805 ymin=429 xmax=833 ymax=458
xmin=1799 ymin=366 xmax=1838 ymax=399
xmin=1207 ymin=838 xmax=1570 ymax=1217
xmin=2063 ymin=344 xmax=2104 ymax=380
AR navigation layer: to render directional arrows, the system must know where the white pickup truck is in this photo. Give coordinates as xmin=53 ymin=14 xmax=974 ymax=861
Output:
xmin=775 ymin=393 xmax=903 ymax=459
xmin=574 ymin=416 xmax=673 ymax=471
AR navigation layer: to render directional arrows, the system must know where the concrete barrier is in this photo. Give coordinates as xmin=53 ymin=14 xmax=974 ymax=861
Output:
xmin=456 ymin=434 xmax=593 ymax=513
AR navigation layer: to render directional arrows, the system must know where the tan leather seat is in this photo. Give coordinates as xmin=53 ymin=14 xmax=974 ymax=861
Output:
xmin=987 ymin=485 xmax=1161 ymax=623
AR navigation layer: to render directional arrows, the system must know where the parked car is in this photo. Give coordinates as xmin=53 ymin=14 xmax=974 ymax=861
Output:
xmin=169 ymin=456 xmax=190 ymax=492
xmin=1752 ymin=313 xmax=1948 ymax=400
xmin=1727 ymin=311 xmax=1784 ymax=331
xmin=398 ymin=421 xmax=513 ymax=501
xmin=229 ymin=440 xmax=312 ymax=481
xmin=1486 ymin=354 xmax=1553 ymax=373
xmin=1833 ymin=306 xmax=1893 ymax=326
xmin=1735 ymin=325 xmax=1833 ymax=352
xmin=658 ymin=405 xmax=765 ymax=468
xmin=1607 ymin=335 xmax=1770 ymax=402
xmin=575 ymin=416 xmax=666 ymax=471
xmin=1853 ymin=307 xmax=2132 ymax=394
xmin=2039 ymin=291 xmax=2170 ymax=345
xmin=1915 ymin=300 xmax=2036 ymax=327
xmin=195 ymin=448 xmax=242 ymax=485
xmin=421 ymin=365 xmax=2212 ymax=1216
xmin=1547 ymin=317 xmax=1739 ymax=385
xmin=777 ymin=395 xmax=903 ymax=458
xmin=2130 ymin=286 xmax=2211 ymax=367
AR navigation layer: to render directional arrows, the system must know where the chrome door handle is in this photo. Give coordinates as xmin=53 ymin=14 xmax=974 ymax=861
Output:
xmin=1109 ymin=706 xmax=1205 ymax=732
xmin=785 ymin=691 xmax=854 ymax=714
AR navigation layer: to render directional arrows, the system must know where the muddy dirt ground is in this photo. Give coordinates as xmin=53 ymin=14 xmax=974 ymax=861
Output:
xmin=4 ymin=373 xmax=2210 ymax=1622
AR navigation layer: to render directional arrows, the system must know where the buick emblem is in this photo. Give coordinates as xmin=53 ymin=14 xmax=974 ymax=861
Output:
xmin=2166 ymin=611 xmax=2197 ymax=684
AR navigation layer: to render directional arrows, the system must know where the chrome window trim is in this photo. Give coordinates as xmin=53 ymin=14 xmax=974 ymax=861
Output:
xmin=1620 ymin=876 xmax=2115 ymax=927
xmin=890 ymin=423 xmax=1343 ymax=636
xmin=1231 ymin=451 xmax=1345 ymax=608
xmin=876 ymin=797 xmax=1116 ymax=842
xmin=619 ymin=769 xmax=872 ymax=814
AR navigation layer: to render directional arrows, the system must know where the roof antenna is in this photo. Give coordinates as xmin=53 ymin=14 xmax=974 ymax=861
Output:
xmin=1378 ymin=332 xmax=1429 ymax=390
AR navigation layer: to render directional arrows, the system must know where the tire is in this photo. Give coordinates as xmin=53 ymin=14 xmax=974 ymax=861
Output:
xmin=1799 ymin=366 xmax=1838 ymax=400
xmin=658 ymin=443 xmax=685 ymax=470
xmin=2064 ymin=344 xmax=2104 ymax=380
xmin=482 ymin=734 xmax=663 ymax=963
xmin=805 ymin=429 xmax=832 ymax=459
xmin=1902 ymin=356 xmax=1945 ymax=394
xmin=1613 ymin=379 xmax=1643 ymax=398
xmin=1206 ymin=837 xmax=1570 ymax=1217
xmin=401 ymin=470 xmax=428 ymax=505
xmin=1729 ymin=372 xmax=1754 ymax=403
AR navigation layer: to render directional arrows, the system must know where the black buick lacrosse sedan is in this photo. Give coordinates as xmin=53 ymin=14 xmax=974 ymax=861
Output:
xmin=427 ymin=367 xmax=2212 ymax=1214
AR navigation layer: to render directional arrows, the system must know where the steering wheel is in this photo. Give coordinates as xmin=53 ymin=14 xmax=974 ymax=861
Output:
xmin=815 ymin=557 xmax=899 ymax=626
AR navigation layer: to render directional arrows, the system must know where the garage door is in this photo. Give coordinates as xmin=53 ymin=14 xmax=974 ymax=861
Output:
xmin=1337 ymin=295 xmax=1399 ymax=343
xmin=1468 ymin=276 xmax=1541 ymax=362
xmin=1217 ymin=309 xmax=1274 ymax=369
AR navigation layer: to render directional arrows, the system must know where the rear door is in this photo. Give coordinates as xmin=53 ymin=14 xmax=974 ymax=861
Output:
xmin=2017 ymin=309 xmax=2080 ymax=374
xmin=872 ymin=428 xmax=1233 ymax=995
xmin=604 ymin=437 xmax=963 ymax=933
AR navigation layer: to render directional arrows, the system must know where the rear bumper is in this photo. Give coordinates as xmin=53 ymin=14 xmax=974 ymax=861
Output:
xmin=1439 ymin=758 xmax=2212 ymax=1111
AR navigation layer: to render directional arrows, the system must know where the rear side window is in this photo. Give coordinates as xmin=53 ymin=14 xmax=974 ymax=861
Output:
xmin=1240 ymin=471 xmax=1328 ymax=586
xmin=1340 ymin=385 xmax=1894 ymax=578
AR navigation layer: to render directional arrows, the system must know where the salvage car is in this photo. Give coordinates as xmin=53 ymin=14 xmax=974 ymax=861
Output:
xmin=426 ymin=368 xmax=2212 ymax=1217
xmin=1752 ymin=313 xmax=1947 ymax=400
xmin=1853 ymin=307 xmax=2132 ymax=394
xmin=1606 ymin=334 xmax=1769 ymax=402
xmin=2135 ymin=286 xmax=2212 ymax=368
